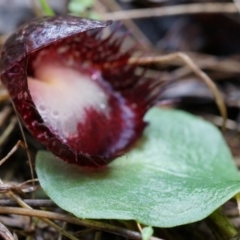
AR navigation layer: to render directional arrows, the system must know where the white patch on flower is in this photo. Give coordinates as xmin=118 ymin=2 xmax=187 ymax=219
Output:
xmin=28 ymin=63 xmax=109 ymax=141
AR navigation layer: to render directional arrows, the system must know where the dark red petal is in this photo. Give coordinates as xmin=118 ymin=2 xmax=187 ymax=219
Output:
xmin=0 ymin=16 xmax=160 ymax=167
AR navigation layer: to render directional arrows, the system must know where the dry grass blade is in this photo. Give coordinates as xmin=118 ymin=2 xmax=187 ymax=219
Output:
xmin=0 ymin=179 xmax=38 ymax=195
xmin=0 ymin=221 xmax=15 ymax=240
xmin=0 ymin=207 xmax=163 ymax=240
xmin=233 ymin=0 xmax=240 ymax=13
xmin=0 ymin=179 xmax=79 ymax=240
xmin=0 ymin=140 xmax=26 ymax=167
xmin=0 ymin=106 xmax=12 ymax=129
xmin=0 ymin=117 xmax=17 ymax=146
xmin=203 ymin=114 xmax=240 ymax=131
xmin=0 ymin=35 xmax=9 ymax=46
xmin=0 ymin=199 xmax=55 ymax=207
xmin=103 ymin=2 xmax=238 ymax=21
xmin=155 ymin=51 xmax=240 ymax=75
xmin=100 ymin=0 xmax=153 ymax=50
xmin=128 ymin=52 xmax=227 ymax=129
xmin=30 ymin=0 xmax=43 ymax=16
xmin=0 ymin=89 xmax=9 ymax=103
xmin=11 ymin=101 xmax=35 ymax=184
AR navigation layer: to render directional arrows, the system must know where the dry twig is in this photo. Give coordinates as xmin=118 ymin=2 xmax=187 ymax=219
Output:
xmin=0 ymin=221 xmax=14 ymax=240
xmin=128 ymin=52 xmax=227 ymax=128
xmin=0 ymin=180 xmax=79 ymax=240
xmin=100 ymin=0 xmax=153 ymax=49
xmin=103 ymin=2 xmax=238 ymax=21
xmin=0 ymin=207 xmax=162 ymax=240
xmin=0 ymin=140 xmax=26 ymax=167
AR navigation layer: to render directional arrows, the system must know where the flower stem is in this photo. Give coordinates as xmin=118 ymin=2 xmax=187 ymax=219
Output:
xmin=207 ymin=209 xmax=237 ymax=239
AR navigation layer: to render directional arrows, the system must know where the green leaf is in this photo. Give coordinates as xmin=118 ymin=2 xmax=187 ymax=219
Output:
xmin=142 ymin=226 xmax=154 ymax=240
xmin=68 ymin=2 xmax=86 ymax=13
xmin=38 ymin=0 xmax=55 ymax=16
xmin=88 ymin=11 xmax=101 ymax=20
xmin=68 ymin=0 xmax=95 ymax=13
xmin=36 ymin=108 xmax=240 ymax=227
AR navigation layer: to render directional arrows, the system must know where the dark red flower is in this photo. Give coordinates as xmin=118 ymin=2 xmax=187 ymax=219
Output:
xmin=0 ymin=16 xmax=161 ymax=167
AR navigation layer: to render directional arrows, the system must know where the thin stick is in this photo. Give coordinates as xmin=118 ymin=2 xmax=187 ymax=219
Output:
xmin=11 ymin=101 xmax=35 ymax=183
xmin=0 ymin=106 xmax=12 ymax=129
xmin=30 ymin=0 xmax=42 ymax=17
xmin=0 ymin=117 xmax=17 ymax=146
xmin=0 ymin=89 xmax=9 ymax=103
xmin=0 ymin=207 xmax=162 ymax=240
xmin=233 ymin=0 xmax=240 ymax=13
xmin=152 ymin=51 xmax=240 ymax=75
xmin=0 ymin=34 xmax=9 ymax=45
xmin=128 ymin=52 xmax=227 ymax=129
xmin=100 ymin=0 xmax=153 ymax=50
xmin=136 ymin=222 xmax=142 ymax=232
xmin=0 ymin=199 xmax=55 ymax=207
xmin=18 ymin=179 xmax=39 ymax=193
xmin=0 ymin=221 xmax=14 ymax=240
xmin=235 ymin=193 xmax=240 ymax=216
xmin=103 ymin=3 xmax=238 ymax=21
xmin=0 ymin=182 xmax=79 ymax=240
xmin=203 ymin=114 xmax=240 ymax=131
xmin=0 ymin=140 xmax=26 ymax=167
xmin=208 ymin=210 xmax=238 ymax=238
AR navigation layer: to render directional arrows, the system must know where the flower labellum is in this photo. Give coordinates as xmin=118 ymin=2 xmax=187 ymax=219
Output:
xmin=0 ymin=16 xmax=160 ymax=167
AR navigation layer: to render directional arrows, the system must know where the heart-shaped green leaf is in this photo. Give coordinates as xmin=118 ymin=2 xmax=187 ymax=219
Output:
xmin=36 ymin=108 xmax=240 ymax=227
